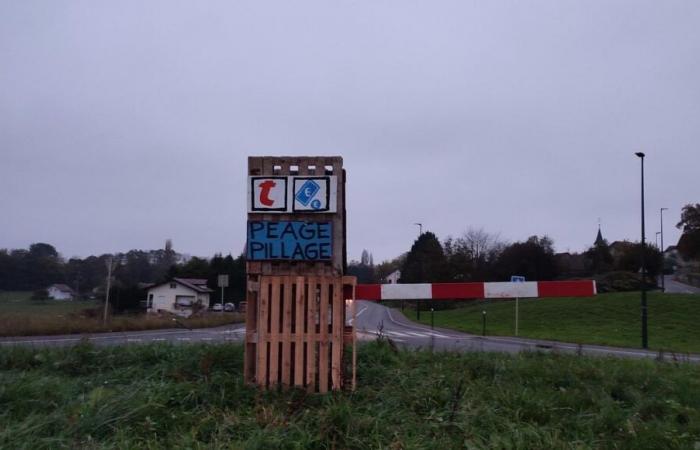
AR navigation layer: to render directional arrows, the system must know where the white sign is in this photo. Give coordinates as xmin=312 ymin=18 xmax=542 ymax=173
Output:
xmin=217 ymin=274 xmax=229 ymax=288
xmin=250 ymin=177 xmax=288 ymax=212
xmin=248 ymin=176 xmax=337 ymax=213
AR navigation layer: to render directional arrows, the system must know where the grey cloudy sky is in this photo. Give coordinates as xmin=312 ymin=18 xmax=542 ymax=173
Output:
xmin=1 ymin=1 xmax=699 ymax=262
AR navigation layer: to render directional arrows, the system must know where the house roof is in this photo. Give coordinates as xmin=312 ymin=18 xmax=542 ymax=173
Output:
xmin=148 ymin=278 xmax=213 ymax=293
xmin=49 ymin=284 xmax=75 ymax=294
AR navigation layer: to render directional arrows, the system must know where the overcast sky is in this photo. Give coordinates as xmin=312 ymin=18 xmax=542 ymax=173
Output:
xmin=1 ymin=1 xmax=698 ymax=262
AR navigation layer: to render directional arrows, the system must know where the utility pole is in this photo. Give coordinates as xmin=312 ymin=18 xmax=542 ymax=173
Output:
xmin=103 ymin=256 xmax=117 ymax=324
xmin=660 ymin=207 xmax=668 ymax=292
xmin=635 ymin=152 xmax=648 ymax=349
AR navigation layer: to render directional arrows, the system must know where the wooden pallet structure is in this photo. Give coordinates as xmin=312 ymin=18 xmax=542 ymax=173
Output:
xmin=244 ymin=156 xmax=355 ymax=392
xmin=244 ymin=275 xmax=356 ymax=392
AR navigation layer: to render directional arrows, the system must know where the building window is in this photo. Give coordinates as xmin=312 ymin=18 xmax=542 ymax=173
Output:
xmin=170 ymin=283 xmax=176 ymax=289
xmin=147 ymin=294 xmax=154 ymax=309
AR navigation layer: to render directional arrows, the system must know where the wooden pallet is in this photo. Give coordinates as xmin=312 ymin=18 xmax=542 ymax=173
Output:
xmin=244 ymin=275 xmax=356 ymax=392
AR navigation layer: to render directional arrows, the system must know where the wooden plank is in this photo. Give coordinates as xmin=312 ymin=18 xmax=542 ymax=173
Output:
xmin=331 ymin=278 xmax=343 ymax=390
xmin=294 ymin=276 xmax=305 ymax=387
xmin=269 ymin=277 xmax=281 ymax=386
xmin=305 ymin=276 xmax=317 ymax=391
xmin=256 ymin=277 xmax=270 ymax=387
xmin=281 ymin=276 xmax=293 ymax=387
xmin=318 ymin=278 xmax=330 ymax=393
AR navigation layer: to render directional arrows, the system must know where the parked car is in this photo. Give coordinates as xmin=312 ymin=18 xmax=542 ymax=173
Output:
xmin=224 ymin=302 xmax=235 ymax=312
xmin=212 ymin=303 xmax=223 ymax=311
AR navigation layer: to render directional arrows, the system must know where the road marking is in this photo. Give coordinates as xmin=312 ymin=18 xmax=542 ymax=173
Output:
xmin=202 ymin=338 xmax=213 ymax=341
xmin=177 ymin=337 xmax=191 ymax=341
xmin=153 ymin=338 xmax=165 ymax=341
xmin=126 ymin=338 xmax=142 ymax=342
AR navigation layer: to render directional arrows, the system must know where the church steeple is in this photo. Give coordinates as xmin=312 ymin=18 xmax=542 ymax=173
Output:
xmin=594 ymin=221 xmax=605 ymax=246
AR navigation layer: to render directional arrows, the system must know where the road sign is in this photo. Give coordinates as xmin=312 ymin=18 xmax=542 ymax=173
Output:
xmin=293 ymin=177 xmax=331 ymax=212
xmin=217 ymin=274 xmax=229 ymax=288
xmin=510 ymin=275 xmax=526 ymax=283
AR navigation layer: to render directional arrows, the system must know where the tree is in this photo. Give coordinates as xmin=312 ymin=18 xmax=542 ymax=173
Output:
xmin=444 ymin=228 xmax=504 ymax=281
xmin=400 ymin=232 xmax=448 ymax=283
xmin=583 ymin=239 xmax=613 ymax=274
xmin=494 ymin=235 xmax=558 ymax=281
xmin=616 ymin=243 xmax=664 ymax=278
xmin=677 ymin=203 xmax=700 ymax=260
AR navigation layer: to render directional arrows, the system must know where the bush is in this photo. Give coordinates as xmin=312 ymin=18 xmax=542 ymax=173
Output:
xmin=594 ymin=271 xmax=657 ymax=293
xmin=30 ymin=289 xmax=48 ymax=300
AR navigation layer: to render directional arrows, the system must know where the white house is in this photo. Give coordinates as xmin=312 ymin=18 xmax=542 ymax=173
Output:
xmin=385 ymin=270 xmax=401 ymax=284
xmin=145 ymin=278 xmax=212 ymax=317
xmin=47 ymin=284 xmax=75 ymax=300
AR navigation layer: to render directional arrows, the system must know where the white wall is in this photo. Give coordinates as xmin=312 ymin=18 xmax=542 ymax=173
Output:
xmin=147 ymin=283 xmax=210 ymax=316
xmin=48 ymin=286 xmax=72 ymax=300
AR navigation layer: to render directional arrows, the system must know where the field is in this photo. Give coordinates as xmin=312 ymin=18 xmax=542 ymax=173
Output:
xmin=401 ymin=291 xmax=700 ymax=354
xmin=0 ymin=291 xmax=243 ymax=337
xmin=0 ymin=341 xmax=698 ymax=449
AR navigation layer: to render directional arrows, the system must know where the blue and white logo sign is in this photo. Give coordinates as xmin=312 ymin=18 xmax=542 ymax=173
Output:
xmin=295 ymin=180 xmax=321 ymax=207
xmin=293 ymin=177 xmax=332 ymax=212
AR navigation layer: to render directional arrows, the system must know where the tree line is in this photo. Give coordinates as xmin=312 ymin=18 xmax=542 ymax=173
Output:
xmin=0 ymin=241 xmax=246 ymax=311
xmin=349 ymin=227 xmax=666 ymax=290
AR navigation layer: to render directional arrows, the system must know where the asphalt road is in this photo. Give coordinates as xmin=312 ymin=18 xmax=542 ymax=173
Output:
xmin=2 ymin=299 xmax=698 ymax=363
xmin=663 ymin=275 xmax=700 ymax=294
xmin=351 ymin=300 xmax=700 ymax=363
xmin=0 ymin=324 xmax=246 ymax=347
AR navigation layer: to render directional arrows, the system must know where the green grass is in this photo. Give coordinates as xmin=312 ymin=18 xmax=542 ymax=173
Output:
xmin=402 ymin=291 xmax=700 ymax=353
xmin=0 ymin=291 xmax=243 ymax=337
xmin=0 ymin=342 xmax=699 ymax=449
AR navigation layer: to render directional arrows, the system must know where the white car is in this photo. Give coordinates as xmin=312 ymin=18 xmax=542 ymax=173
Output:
xmin=212 ymin=303 xmax=223 ymax=311
xmin=224 ymin=302 xmax=235 ymax=312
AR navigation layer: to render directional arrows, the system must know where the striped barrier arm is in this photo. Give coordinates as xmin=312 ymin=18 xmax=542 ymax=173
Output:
xmin=355 ymin=280 xmax=596 ymax=301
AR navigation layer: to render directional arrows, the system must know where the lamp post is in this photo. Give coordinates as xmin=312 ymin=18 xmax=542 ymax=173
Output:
xmin=635 ymin=152 xmax=648 ymax=349
xmin=414 ymin=223 xmax=423 ymax=236
xmin=660 ymin=207 xmax=668 ymax=292
xmin=655 ymin=232 xmax=661 ymax=249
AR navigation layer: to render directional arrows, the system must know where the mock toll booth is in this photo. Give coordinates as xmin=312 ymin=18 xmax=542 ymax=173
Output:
xmin=244 ymin=156 xmax=356 ymax=392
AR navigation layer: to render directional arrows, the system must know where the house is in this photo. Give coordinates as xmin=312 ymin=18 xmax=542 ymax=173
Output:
xmin=47 ymin=284 xmax=75 ymax=300
xmin=384 ymin=270 xmax=401 ymax=284
xmin=145 ymin=278 xmax=213 ymax=317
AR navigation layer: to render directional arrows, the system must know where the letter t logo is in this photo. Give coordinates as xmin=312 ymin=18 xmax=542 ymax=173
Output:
xmin=258 ymin=180 xmax=276 ymax=206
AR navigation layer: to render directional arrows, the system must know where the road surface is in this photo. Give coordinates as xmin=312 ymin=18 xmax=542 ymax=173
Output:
xmin=663 ymin=275 xmax=700 ymax=294
xmin=351 ymin=300 xmax=700 ymax=363
xmin=2 ymin=301 xmax=698 ymax=363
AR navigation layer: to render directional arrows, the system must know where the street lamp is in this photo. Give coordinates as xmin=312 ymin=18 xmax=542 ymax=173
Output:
xmin=414 ymin=223 xmax=423 ymax=236
xmin=660 ymin=207 xmax=668 ymax=292
xmin=635 ymin=152 xmax=648 ymax=349
xmin=655 ymin=231 xmax=661 ymax=249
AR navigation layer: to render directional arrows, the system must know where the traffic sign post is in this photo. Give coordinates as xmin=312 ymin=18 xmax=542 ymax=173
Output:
xmin=510 ymin=276 xmax=525 ymax=337
xmin=218 ymin=274 xmax=229 ymax=313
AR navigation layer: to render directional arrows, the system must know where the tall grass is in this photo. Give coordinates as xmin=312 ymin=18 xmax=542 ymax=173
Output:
xmin=1 ymin=341 xmax=698 ymax=449
xmin=0 ymin=310 xmax=243 ymax=337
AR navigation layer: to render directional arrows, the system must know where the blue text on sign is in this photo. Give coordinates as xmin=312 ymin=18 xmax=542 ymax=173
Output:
xmin=247 ymin=221 xmax=333 ymax=260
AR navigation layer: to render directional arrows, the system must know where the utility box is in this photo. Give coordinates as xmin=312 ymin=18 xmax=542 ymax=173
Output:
xmin=244 ymin=156 xmax=356 ymax=392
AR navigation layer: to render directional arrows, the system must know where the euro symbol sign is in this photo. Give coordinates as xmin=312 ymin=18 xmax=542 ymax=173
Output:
xmin=258 ymin=180 xmax=276 ymax=206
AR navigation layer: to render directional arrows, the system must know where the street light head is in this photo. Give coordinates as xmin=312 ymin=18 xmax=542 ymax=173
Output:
xmin=635 ymin=152 xmax=645 ymax=158
xmin=661 ymin=207 xmax=668 ymax=211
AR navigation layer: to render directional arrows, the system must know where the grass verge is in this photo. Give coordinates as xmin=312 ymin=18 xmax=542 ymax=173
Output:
xmin=400 ymin=291 xmax=700 ymax=353
xmin=0 ymin=341 xmax=699 ymax=448
xmin=0 ymin=291 xmax=243 ymax=337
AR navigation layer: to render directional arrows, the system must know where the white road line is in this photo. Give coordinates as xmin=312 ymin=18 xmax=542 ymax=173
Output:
xmin=202 ymin=338 xmax=213 ymax=341
xmin=126 ymin=338 xmax=142 ymax=342
xmin=177 ymin=337 xmax=191 ymax=341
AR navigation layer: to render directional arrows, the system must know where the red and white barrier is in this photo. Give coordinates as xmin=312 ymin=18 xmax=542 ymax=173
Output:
xmin=355 ymin=280 xmax=596 ymax=301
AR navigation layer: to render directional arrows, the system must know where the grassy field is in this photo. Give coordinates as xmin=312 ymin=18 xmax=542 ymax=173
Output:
xmin=401 ymin=291 xmax=700 ymax=354
xmin=0 ymin=291 xmax=243 ymax=337
xmin=0 ymin=342 xmax=698 ymax=449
